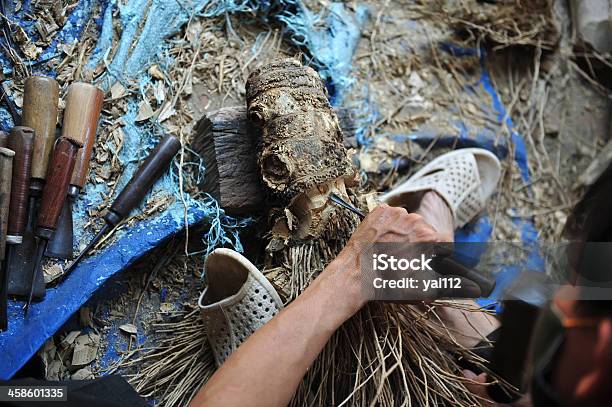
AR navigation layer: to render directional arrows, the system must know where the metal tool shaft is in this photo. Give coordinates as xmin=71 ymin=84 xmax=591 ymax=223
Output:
xmin=61 ymin=224 xmax=109 ymax=280
xmin=329 ymin=193 xmax=366 ymax=219
xmin=24 ymin=239 xmax=47 ymax=316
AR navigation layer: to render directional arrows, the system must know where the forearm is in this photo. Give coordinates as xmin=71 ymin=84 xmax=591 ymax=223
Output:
xmin=190 ymin=260 xmax=363 ymax=407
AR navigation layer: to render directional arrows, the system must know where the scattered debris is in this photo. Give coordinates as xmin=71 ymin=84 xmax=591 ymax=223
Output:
xmin=20 ymin=0 xmax=611 ymax=406
xmin=119 ymin=324 xmax=138 ymax=336
xmin=60 ymin=331 xmax=81 ymax=349
xmin=71 ymin=366 xmax=95 ymax=380
xmin=72 ymin=333 xmax=100 ymax=367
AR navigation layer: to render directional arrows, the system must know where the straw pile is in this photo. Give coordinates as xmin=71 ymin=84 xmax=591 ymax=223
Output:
xmin=416 ymin=0 xmax=560 ymax=51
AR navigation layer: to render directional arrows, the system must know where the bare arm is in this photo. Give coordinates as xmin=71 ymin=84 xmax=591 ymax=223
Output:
xmin=190 ymin=205 xmax=441 ymax=407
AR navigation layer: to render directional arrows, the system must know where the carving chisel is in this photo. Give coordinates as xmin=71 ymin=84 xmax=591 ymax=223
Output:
xmin=0 ymin=147 xmax=14 ymax=331
xmin=25 ymin=137 xmax=82 ymax=314
xmin=3 ymin=127 xmax=34 ymax=311
xmin=6 ymin=127 xmax=34 ymax=247
xmin=329 ymin=193 xmax=366 ymax=219
xmin=61 ymin=134 xmax=182 ymax=280
xmin=46 ymin=82 xmax=103 ymax=259
xmin=8 ymin=76 xmax=59 ymax=300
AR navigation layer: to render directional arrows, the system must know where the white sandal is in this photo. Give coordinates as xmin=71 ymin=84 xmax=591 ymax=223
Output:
xmin=198 ymin=248 xmax=283 ymax=366
xmin=381 ymin=148 xmax=501 ymax=227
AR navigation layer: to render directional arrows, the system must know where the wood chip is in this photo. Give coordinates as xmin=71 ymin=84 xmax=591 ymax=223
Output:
xmin=119 ymin=323 xmax=138 ymax=335
xmin=159 ymin=303 xmax=174 ymax=313
xmin=153 ymin=81 xmax=165 ymax=104
xmin=79 ymin=307 xmax=93 ymax=328
xmin=157 ymin=101 xmax=176 ymax=123
xmin=60 ymin=331 xmax=81 ymax=348
xmin=43 ymin=263 xmax=64 ymax=283
xmin=110 ymin=81 xmax=127 ymax=100
xmin=136 ymin=99 xmax=155 ymax=122
xmin=149 ymin=65 xmax=165 ymax=80
xmin=47 ymin=360 xmax=64 ymax=381
xmin=71 ymin=367 xmax=94 ymax=380
xmin=71 ymin=333 xmax=100 ymax=367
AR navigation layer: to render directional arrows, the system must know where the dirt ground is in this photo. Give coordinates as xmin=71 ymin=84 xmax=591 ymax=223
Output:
xmin=33 ymin=1 xmax=611 ymax=405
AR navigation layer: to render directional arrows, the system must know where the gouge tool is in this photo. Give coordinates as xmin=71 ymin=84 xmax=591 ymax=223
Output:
xmin=60 ymin=134 xmax=182 ymax=282
xmin=3 ymin=128 xmax=35 ymax=306
xmin=25 ymin=137 xmax=81 ymax=315
xmin=46 ymin=82 xmax=103 ymax=260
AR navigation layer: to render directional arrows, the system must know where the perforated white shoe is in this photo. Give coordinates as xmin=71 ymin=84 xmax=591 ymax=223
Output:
xmin=198 ymin=248 xmax=283 ymax=366
xmin=381 ymin=148 xmax=501 ymax=227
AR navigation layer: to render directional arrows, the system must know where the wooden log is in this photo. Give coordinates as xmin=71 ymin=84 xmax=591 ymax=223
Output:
xmin=192 ymin=106 xmax=266 ymax=215
xmin=192 ymin=105 xmax=356 ymax=216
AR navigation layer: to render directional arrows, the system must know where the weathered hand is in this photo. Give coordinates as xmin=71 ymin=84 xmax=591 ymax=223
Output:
xmin=324 ymin=204 xmax=444 ymax=309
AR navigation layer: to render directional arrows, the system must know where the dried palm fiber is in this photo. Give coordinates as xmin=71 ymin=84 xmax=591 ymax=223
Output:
xmin=246 ymin=58 xmax=492 ymax=406
xmin=110 ymin=308 xmax=215 ymax=407
xmin=418 ymin=0 xmax=559 ymax=51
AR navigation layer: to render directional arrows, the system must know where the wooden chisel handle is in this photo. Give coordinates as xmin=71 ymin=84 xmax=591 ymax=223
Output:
xmin=22 ymin=76 xmax=59 ymax=181
xmin=37 ymin=138 xmax=80 ymax=234
xmin=105 ymin=135 xmax=181 ymax=225
xmin=7 ymin=127 xmax=35 ymax=241
xmin=0 ymin=147 xmax=14 ymax=258
xmin=67 ymin=82 xmax=104 ymax=189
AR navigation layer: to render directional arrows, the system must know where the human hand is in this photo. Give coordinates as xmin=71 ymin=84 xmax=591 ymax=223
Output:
xmin=324 ymin=204 xmax=443 ymax=309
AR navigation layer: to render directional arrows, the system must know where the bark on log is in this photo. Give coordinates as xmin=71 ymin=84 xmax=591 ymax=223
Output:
xmin=193 ymin=105 xmax=356 ymax=216
xmin=192 ymin=106 xmax=265 ymax=215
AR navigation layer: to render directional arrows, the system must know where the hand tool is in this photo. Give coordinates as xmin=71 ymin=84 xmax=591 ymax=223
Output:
xmin=329 ymin=193 xmax=367 ymax=219
xmin=46 ymin=82 xmax=103 ymax=259
xmin=7 ymin=76 xmax=59 ymax=300
xmin=328 ymin=192 xmax=495 ymax=297
xmin=24 ymin=76 xmax=60 ymax=182
xmin=61 ymin=134 xmax=182 ymax=280
xmin=6 ymin=127 xmax=34 ymax=245
xmin=25 ymin=137 xmax=82 ymax=314
xmin=0 ymin=147 xmax=14 ymax=331
xmin=3 ymin=128 xmax=34 ymax=312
